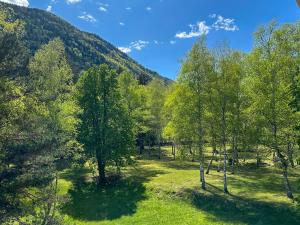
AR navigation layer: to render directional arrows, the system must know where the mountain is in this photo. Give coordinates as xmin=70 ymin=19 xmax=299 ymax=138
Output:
xmin=0 ymin=2 xmax=171 ymax=84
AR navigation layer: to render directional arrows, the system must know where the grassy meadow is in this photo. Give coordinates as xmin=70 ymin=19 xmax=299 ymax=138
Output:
xmin=56 ymin=147 xmax=300 ymax=225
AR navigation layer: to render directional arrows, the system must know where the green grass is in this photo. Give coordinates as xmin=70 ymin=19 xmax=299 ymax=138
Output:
xmin=58 ymin=147 xmax=300 ymax=225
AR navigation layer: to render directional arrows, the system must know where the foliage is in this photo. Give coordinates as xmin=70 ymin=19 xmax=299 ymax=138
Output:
xmin=164 ymin=23 xmax=300 ymax=196
xmin=76 ymin=64 xmax=135 ymax=182
xmin=164 ymin=83 xmax=197 ymax=144
xmin=118 ymin=71 xmax=150 ymax=135
xmin=0 ymin=8 xmax=29 ymax=76
xmin=0 ymin=36 xmax=78 ymax=223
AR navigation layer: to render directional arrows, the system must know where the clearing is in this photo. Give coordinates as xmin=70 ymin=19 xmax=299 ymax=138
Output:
xmin=58 ymin=147 xmax=300 ymax=225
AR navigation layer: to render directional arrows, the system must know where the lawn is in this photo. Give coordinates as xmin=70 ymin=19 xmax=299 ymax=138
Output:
xmin=58 ymin=147 xmax=300 ymax=225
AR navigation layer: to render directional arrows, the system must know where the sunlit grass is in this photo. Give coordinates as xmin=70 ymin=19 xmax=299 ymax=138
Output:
xmin=58 ymin=146 xmax=300 ymax=225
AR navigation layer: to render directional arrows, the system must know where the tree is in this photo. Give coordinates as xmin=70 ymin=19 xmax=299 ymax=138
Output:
xmin=0 ymin=38 xmax=75 ymax=224
xmin=164 ymin=83 xmax=198 ymax=161
xmin=29 ymin=37 xmax=81 ymax=166
xmin=28 ymin=38 xmax=73 ymax=102
xmin=178 ymin=37 xmax=214 ymax=190
xmin=0 ymin=77 xmax=27 ymax=222
xmin=272 ymin=23 xmax=300 ymax=165
xmin=246 ymin=22 xmax=300 ymax=199
xmin=77 ymin=64 xmax=135 ymax=184
xmin=28 ymin=37 xmax=79 ymax=168
xmin=146 ymin=78 xmax=167 ymax=159
xmin=26 ymin=38 xmax=76 ymax=224
xmin=118 ymin=71 xmax=140 ymax=116
xmin=226 ymin=52 xmax=244 ymax=174
xmin=203 ymin=59 xmax=220 ymax=174
xmin=0 ymin=9 xmax=28 ymax=77
xmin=117 ymin=71 xmax=151 ymax=154
xmin=213 ymin=45 xmax=241 ymax=193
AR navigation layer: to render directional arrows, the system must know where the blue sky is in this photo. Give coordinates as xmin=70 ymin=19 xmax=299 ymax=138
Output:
xmin=2 ymin=0 xmax=300 ymax=80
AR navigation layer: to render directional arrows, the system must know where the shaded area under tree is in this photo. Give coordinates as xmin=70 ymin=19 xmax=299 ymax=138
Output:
xmin=61 ymin=166 xmax=166 ymax=222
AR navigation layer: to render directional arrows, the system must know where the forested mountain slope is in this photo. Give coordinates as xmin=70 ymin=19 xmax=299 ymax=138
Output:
xmin=0 ymin=2 xmax=171 ymax=84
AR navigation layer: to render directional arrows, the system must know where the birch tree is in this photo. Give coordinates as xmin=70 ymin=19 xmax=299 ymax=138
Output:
xmin=178 ymin=38 xmax=214 ymax=190
xmin=246 ymin=22 xmax=299 ymax=199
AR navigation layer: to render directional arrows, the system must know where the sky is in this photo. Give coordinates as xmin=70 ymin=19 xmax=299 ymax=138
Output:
xmin=1 ymin=0 xmax=300 ymax=80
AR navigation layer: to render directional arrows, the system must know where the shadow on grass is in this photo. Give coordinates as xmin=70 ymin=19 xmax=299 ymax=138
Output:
xmin=61 ymin=179 xmax=146 ymax=221
xmin=200 ymin=163 xmax=300 ymax=196
xmin=183 ymin=186 xmax=300 ymax=225
xmin=61 ymin=166 xmax=166 ymax=222
xmin=137 ymin=146 xmax=175 ymax=161
xmin=163 ymin=161 xmax=199 ymax=170
xmin=60 ymin=167 xmax=92 ymax=182
xmin=230 ymin=166 xmax=300 ymax=195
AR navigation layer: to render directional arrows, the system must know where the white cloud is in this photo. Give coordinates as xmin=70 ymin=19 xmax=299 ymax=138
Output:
xmin=119 ymin=22 xmax=125 ymax=26
xmin=175 ymin=21 xmax=210 ymax=39
xmin=146 ymin=7 xmax=152 ymax=11
xmin=212 ymin=15 xmax=239 ymax=31
xmin=98 ymin=2 xmax=108 ymax=11
xmin=118 ymin=40 xmax=149 ymax=54
xmin=0 ymin=0 xmax=29 ymax=7
xmin=46 ymin=5 xmax=52 ymax=12
xmin=78 ymin=12 xmax=96 ymax=22
xmin=125 ymin=7 xmax=131 ymax=10
xmin=99 ymin=6 xmax=107 ymax=12
xmin=131 ymin=40 xmax=149 ymax=50
xmin=66 ymin=0 xmax=81 ymax=4
xmin=175 ymin=14 xmax=239 ymax=39
xmin=118 ymin=47 xmax=131 ymax=54
xmin=170 ymin=40 xmax=176 ymax=45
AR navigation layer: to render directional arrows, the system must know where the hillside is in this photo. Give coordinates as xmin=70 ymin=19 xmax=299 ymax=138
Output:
xmin=0 ymin=2 xmax=171 ymax=84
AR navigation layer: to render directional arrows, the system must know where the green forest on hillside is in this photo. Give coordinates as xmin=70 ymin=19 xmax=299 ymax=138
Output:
xmin=1 ymin=5 xmax=300 ymax=225
xmin=0 ymin=2 xmax=170 ymax=84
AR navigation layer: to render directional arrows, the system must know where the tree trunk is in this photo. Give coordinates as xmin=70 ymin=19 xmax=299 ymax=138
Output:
xmin=217 ymin=149 xmax=222 ymax=172
xmin=256 ymin=149 xmax=261 ymax=167
xmin=190 ymin=145 xmax=195 ymax=162
xmin=97 ymin=158 xmax=106 ymax=184
xmin=174 ymin=144 xmax=176 ymax=160
xmin=199 ymin=143 xmax=206 ymax=190
xmin=200 ymin=164 xmax=206 ymax=190
xmin=282 ymin=160 xmax=294 ymax=199
xmin=272 ymin=152 xmax=276 ymax=163
xmin=287 ymin=141 xmax=295 ymax=167
xmin=223 ymin=149 xmax=229 ymax=194
xmin=172 ymin=143 xmax=176 ymax=160
xmin=276 ymin=153 xmax=294 ymax=199
xmin=52 ymin=172 xmax=58 ymax=219
xmin=230 ymin=137 xmax=235 ymax=173
xmin=199 ymin=140 xmax=206 ymax=190
xmin=231 ymin=137 xmax=238 ymax=174
xmin=221 ymin=104 xmax=228 ymax=194
xmin=139 ymin=139 xmax=144 ymax=155
xmin=206 ymin=150 xmax=215 ymax=174
xmin=270 ymin=90 xmax=294 ymax=199
xmin=172 ymin=143 xmax=174 ymax=159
